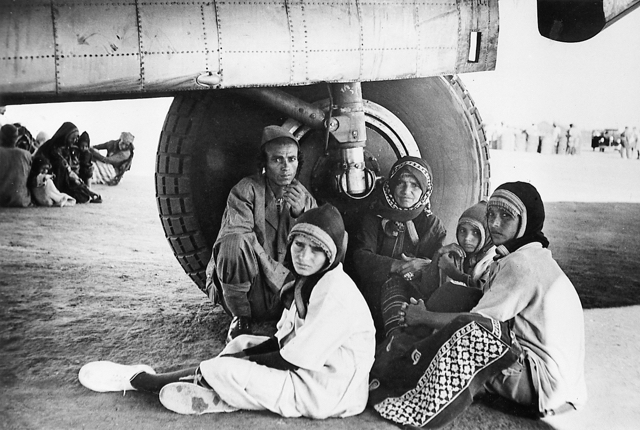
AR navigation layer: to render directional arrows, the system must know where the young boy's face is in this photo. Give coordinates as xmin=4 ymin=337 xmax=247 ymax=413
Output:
xmin=290 ymin=234 xmax=327 ymax=277
xmin=487 ymin=206 xmax=520 ymax=246
xmin=457 ymin=223 xmax=482 ymax=254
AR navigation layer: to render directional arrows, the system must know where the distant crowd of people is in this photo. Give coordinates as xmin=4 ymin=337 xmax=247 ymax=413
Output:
xmin=488 ymin=122 xmax=584 ymax=156
xmin=489 ymin=121 xmax=640 ymax=160
xmin=591 ymin=126 xmax=639 ymax=159
xmin=0 ymin=119 xmax=135 ymax=208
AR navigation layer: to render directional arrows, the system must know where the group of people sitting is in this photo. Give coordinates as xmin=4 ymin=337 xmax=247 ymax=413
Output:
xmin=0 ymin=122 xmax=135 ymax=208
xmin=78 ymin=125 xmax=586 ymax=427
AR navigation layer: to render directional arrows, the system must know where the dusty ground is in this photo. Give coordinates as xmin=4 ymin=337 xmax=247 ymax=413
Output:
xmin=1 ymin=149 xmax=639 ymax=430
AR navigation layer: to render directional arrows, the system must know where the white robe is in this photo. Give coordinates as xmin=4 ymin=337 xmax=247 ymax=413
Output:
xmin=199 ymin=263 xmax=376 ymax=419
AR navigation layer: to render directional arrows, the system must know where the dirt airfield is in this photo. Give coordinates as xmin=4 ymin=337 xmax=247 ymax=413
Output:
xmin=1 ymin=148 xmax=639 ymax=430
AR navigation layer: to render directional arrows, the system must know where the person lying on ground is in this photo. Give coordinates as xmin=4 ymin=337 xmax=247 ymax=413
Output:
xmin=79 ymin=204 xmax=376 ymax=419
xmin=368 ymin=181 xmax=586 ymax=428
xmin=348 ymin=156 xmax=446 ymax=339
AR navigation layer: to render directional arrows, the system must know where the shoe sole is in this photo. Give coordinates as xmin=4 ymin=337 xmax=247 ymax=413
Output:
xmin=78 ymin=361 xmax=155 ymax=392
xmin=159 ymin=382 xmax=235 ymax=415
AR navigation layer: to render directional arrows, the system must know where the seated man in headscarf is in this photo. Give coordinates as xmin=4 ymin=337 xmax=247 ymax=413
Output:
xmin=205 ymin=125 xmax=316 ymax=342
xmin=349 ymin=156 xmax=446 ymax=339
xmin=91 ymin=131 xmax=135 ymax=185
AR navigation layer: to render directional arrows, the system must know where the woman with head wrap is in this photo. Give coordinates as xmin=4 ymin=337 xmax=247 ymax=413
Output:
xmin=369 ymin=182 xmax=586 ymax=428
xmin=78 ymin=204 xmax=376 ymax=419
xmin=349 ymin=156 xmax=446 ymax=338
xmin=35 ymin=122 xmax=101 ymax=203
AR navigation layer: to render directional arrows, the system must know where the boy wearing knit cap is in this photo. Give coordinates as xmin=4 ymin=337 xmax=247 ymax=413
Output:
xmin=383 ymin=201 xmax=496 ymax=331
xmin=435 ymin=200 xmax=496 ymax=291
xmin=206 ymin=125 xmax=316 ymax=342
xmin=369 ymin=182 xmax=586 ymax=428
xmin=78 ymin=204 xmax=376 ymax=419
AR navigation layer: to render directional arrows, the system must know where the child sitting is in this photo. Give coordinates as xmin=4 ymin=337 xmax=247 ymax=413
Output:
xmin=76 ymin=131 xmax=94 ymax=187
xmin=381 ymin=201 xmax=495 ymax=335
xmin=370 ymin=182 xmax=586 ymax=428
xmin=78 ymin=204 xmax=376 ymax=419
xmin=28 ymin=157 xmax=76 ymax=207
xmin=423 ymin=201 xmax=497 ymax=313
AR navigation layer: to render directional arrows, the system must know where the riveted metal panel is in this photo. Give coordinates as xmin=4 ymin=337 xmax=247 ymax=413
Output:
xmin=54 ymin=2 xmax=141 ymax=92
xmin=416 ymin=1 xmax=459 ymax=76
xmin=216 ymin=2 xmax=292 ymax=86
xmin=0 ymin=0 xmax=502 ymax=102
xmin=304 ymin=2 xmax=361 ymax=83
xmin=456 ymin=0 xmax=499 ymax=74
xmin=359 ymin=2 xmax=419 ymax=80
xmin=0 ymin=1 xmax=56 ymax=93
xmin=139 ymin=2 xmax=217 ymax=90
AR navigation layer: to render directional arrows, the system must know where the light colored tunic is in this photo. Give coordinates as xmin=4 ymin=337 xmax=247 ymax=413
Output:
xmin=472 ymin=242 xmax=587 ymax=415
xmin=31 ymin=173 xmax=76 ymax=207
xmin=200 ymin=263 xmax=376 ymax=419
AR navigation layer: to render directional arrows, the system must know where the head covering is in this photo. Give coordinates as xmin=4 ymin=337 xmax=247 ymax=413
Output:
xmin=378 ymin=156 xmax=433 ymax=222
xmin=287 ymin=203 xmax=346 ymax=273
xmin=0 ymin=123 xmax=19 ymax=147
xmin=78 ymin=131 xmax=90 ymax=147
xmin=261 ymin=125 xmax=298 ymax=148
xmin=119 ymin=131 xmax=135 ymax=144
xmin=457 ymin=201 xmax=492 ymax=255
xmin=488 ymin=181 xmax=549 ymax=257
xmin=34 ymin=122 xmax=78 ymax=159
xmin=371 ymin=156 xmax=434 ymax=248
xmin=35 ymin=131 xmax=49 ymax=145
xmin=282 ymin=204 xmax=347 ymax=318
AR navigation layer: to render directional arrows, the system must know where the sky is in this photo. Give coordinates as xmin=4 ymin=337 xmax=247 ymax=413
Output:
xmin=2 ymin=1 xmax=639 ymax=174
xmin=460 ymin=1 xmax=640 ymax=130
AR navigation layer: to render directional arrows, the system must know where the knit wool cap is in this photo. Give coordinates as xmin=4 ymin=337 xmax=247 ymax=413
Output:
xmin=488 ymin=181 xmax=549 ymax=254
xmin=261 ymin=125 xmax=298 ymax=148
xmin=288 ymin=203 xmax=346 ymax=270
xmin=458 ymin=201 xmax=490 ymax=253
xmin=487 ymin=188 xmax=528 ymax=239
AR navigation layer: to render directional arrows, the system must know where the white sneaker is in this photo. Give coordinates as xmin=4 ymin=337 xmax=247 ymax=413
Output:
xmin=78 ymin=361 xmax=156 ymax=392
xmin=159 ymin=382 xmax=236 ymax=415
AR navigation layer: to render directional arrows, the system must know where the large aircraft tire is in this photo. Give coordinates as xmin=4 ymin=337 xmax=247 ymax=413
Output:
xmin=156 ymin=76 xmax=490 ymax=293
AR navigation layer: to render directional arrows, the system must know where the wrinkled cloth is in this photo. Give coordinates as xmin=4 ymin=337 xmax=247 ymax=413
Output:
xmin=472 ymin=242 xmax=587 ymax=415
xmin=350 ymin=210 xmax=446 ymax=334
xmin=369 ymin=314 xmax=518 ymax=428
xmin=205 ymin=174 xmax=316 ymax=319
xmin=200 ymin=263 xmax=375 ymax=419
xmin=0 ymin=146 xmax=32 ymax=207
xmin=30 ymin=174 xmax=76 ymax=207
xmin=90 ymin=137 xmax=134 ymax=185
xmin=36 ymin=123 xmax=96 ymax=203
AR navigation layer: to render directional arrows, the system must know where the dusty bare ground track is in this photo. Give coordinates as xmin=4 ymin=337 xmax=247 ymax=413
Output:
xmin=1 ymin=150 xmax=639 ymax=430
